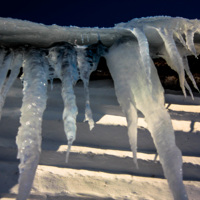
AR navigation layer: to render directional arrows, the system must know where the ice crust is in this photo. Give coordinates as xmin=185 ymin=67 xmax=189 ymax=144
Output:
xmin=0 ymin=16 xmax=199 ymax=200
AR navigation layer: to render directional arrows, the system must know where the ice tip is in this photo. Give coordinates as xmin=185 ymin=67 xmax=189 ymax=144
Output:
xmin=133 ymin=158 xmax=139 ymax=169
xmin=66 ymin=140 xmax=73 ymax=163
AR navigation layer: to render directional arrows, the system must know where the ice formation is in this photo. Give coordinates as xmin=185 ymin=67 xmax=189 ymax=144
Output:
xmin=0 ymin=16 xmax=200 ymax=200
xmin=105 ymin=37 xmax=187 ymax=199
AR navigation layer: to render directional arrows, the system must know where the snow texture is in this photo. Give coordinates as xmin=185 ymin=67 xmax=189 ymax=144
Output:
xmin=0 ymin=16 xmax=200 ymax=200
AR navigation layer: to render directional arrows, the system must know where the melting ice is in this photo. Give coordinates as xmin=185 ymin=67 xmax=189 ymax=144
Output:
xmin=0 ymin=16 xmax=199 ymax=200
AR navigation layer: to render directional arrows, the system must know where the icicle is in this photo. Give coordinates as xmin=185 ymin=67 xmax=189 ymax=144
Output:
xmin=48 ymin=43 xmax=79 ymax=162
xmin=81 ymin=34 xmax=84 ymax=43
xmin=120 ymin=96 xmax=138 ymax=168
xmin=174 ymin=31 xmax=187 ymax=49
xmin=50 ymin=78 xmax=54 ymax=90
xmin=185 ymin=29 xmax=198 ymax=58
xmin=83 ymin=84 xmax=94 ymax=130
xmin=182 ymin=55 xmax=199 ymax=92
xmin=87 ymin=33 xmax=89 ymax=42
xmin=128 ymin=28 xmax=152 ymax=88
xmin=76 ymin=41 xmax=107 ymax=130
xmin=48 ymin=65 xmax=55 ymax=91
xmin=0 ymin=48 xmax=23 ymax=121
xmin=0 ymin=47 xmax=6 ymax=66
xmin=61 ymin=76 xmax=78 ymax=162
xmin=97 ymin=33 xmax=101 ymax=41
xmin=156 ymin=28 xmax=186 ymax=97
xmin=66 ymin=138 xmax=73 ymax=162
xmin=105 ymin=37 xmax=188 ymax=200
xmin=184 ymin=80 xmax=194 ymax=99
xmin=16 ymin=48 xmax=48 ymax=200
xmin=76 ymin=47 xmax=95 ymax=130
xmin=0 ymin=49 xmax=14 ymax=93
xmin=127 ymin=103 xmax=138 ymax=169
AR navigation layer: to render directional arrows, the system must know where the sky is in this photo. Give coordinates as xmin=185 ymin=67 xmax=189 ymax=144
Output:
xmin=1 ymin=0 xmax=200 ymax=28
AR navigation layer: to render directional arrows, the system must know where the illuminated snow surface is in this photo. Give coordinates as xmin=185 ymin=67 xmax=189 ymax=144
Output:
xmin=0 ymin=16 xmax=200 ymax=200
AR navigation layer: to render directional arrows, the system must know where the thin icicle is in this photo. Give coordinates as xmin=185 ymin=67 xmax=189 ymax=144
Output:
xmin=16 ymin=48 xmax=48 ymax=200
xmin=76 ymin=41 xmax=107 ymax=130
xmin=48 ymin=65 xmax=55 ymax=91
xmin=97 ymin=33 xmax=101 ymax=41
xmin=61 ymin=75 xmax=78 ymax=163
xmin=128 ymin=28 xmax=152 ymax=87
xmin=87 ymin=33 xmax=89 ymax=42
xmin=81 ymin=34 xmax=84 ymax=43
xmin=0 ymin=49 xmax=14 ymax=93
xmin=174 ymin=31 xmax=187 ymax=49
xmin=184 ymin=80 xmax=194 ymax=99
xmin=0 ymin=48 xmax=23 ymax=120
xmin=83 ymin=85 xmax=94 ymax=130
xmin=185 ymin=29 xmax=198 ymax=58
xmin=76 ymin=46 xmax=95 ymax=130
xmin=0 ymin=47 xmax=6 ymax=66
xmin=156 ymin=28 xmax=186 ymax=96
xmin=126 ymin=103 xmax=138 ymax=169
xmin=182 ymin=55 xmax=199 ymax=91
xmin=48 ymin=42 xmax=79 ymax=162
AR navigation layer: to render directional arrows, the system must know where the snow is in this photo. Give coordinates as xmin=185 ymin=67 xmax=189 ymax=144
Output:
xmin=0 ymin=16 xmax=199 ymax=200
xmin=0 ymin=79 xmax=200 ymax=200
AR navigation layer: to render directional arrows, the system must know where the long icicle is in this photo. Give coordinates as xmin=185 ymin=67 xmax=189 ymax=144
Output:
xmin=185 ymin=29 xmax=198 ymax=58
xmin=16 ymin=48 xmax=48 ymax=200
xmin=128 ymin=28 xmax=152 ymax=88
xmin=182 ymin=55 xmax=199 ymax=91
xmin=76 ymin=46 xmax=95 ymax=130
xmin=48 ymin=43 xmax=79 ymax=162
xmin=118 ymin=91 xmax=138 ymax=168
xmin=174 ymin=31 xmax=187 ymax=49
xmin=184 ymin=80 xmax=194 ymax=99
xmin=0 ymin=48 xmax=23 ymax=120
xmin=105 ymin=37 xmax=188 ymax=200
xmin=76 ymin=41 xmax=107 ymax=130
xmin=61 ymin=69 xmax=78 ymax=163
xmin=156 ymin=28 xmax=187 ymax=96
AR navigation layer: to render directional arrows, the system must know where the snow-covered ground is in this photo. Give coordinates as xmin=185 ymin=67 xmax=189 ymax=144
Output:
xmin=0 ymin=78 xmax=200 ymax=200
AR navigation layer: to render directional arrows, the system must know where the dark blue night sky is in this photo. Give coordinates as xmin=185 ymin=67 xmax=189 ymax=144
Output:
xmin=1 ymin=0 xmax=200 ymax=28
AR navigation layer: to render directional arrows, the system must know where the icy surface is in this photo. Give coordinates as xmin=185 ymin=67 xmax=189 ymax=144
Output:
xmin=16 ymin=48 xmax=48 ymax=200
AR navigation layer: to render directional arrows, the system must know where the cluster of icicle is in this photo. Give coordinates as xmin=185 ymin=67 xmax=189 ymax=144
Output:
xmin=0 ymin=16 xmax=199 ymax=200
xmin=108 ymin=16 xmax=200 ymax=200
xmin=0 ymin=41 xmax=107 ymax=200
